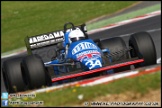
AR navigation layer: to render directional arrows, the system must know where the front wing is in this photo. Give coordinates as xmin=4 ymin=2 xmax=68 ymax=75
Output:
xmin=51 ymin=58 xmax=144 ymax=83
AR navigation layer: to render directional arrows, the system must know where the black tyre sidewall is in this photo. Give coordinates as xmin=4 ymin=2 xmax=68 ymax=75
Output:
xmin=129 ymin=32 xmax=157 ymax=66
xmin=22 ymin=55 xmax=48 ymax=89
xmin=2 ymin=58 xmax=26 ymax=93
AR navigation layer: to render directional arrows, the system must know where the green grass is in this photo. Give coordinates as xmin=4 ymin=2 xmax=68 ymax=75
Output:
xmin=8 ymin=71 xmax=161 ymax=107
xmin=1 ymin=1 xmax=137 ymax=53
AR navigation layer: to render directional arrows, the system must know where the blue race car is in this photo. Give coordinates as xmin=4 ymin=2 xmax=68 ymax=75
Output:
xmin=2 ymin=22 xmax=157 ymax=93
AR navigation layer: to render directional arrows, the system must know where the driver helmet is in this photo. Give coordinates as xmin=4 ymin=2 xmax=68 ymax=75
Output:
xmin=68 ymin=28 xmax=85 ymax=43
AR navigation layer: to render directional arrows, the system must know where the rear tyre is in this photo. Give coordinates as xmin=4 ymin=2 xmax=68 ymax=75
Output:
xmin=2 ymin=57 xmax=27 ymax=93
xmin=129 ymin=32 xmax=156 ymax=67
xmin=21 ymin=54 xmax=51 ymax=89
xmin=100 ymin=37 xmax=130 ymax=72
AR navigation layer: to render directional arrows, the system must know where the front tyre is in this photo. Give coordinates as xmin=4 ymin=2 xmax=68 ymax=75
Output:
xmin=129 ymin=32 xmax=157 ymax=67
xmin=21 ymin=54 xmax=51 ymax=90
xmin=2 ymin=57 xmax=27 ymax=93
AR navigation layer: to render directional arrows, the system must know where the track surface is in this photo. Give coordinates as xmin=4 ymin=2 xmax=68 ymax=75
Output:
xmin=1 ymin=14 xmax=161 ymax=92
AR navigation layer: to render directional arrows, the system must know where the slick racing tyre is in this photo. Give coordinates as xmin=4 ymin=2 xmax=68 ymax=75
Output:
xmin=2 ymin=57 xmax=27 ymax=93
xmin=100 ymin=37 xmax=130 ymax=72
xmin=21 ymin=54 xmax=51 ymax=89
xmin=129 ymin=32 xmax=157 ymax=67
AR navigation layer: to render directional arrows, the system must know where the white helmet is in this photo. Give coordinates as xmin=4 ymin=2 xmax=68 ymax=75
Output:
xmin=68 ymin=28 xmax=85 ymax=43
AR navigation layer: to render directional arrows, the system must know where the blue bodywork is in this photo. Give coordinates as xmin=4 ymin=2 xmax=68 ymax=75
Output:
xmin=44 ymin=31 xmax=113 ymax=75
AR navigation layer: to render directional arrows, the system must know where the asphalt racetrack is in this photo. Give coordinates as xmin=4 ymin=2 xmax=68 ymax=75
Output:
xmin=1 ymin=14 xmax=161 ymax=93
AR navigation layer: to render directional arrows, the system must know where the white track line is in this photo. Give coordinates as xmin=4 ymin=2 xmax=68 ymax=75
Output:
xmin=88 ymin=10 xmax=161 ymax=34
xmin=157 ymin=58 xmax=161 ymax=64
xmin=118 ymin=28 xmax=161 ymax=37
xmin=1 ymin=50 xmax=27 ymax=59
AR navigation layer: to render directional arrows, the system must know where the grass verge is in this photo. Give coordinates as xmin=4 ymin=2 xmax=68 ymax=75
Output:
xmin=8 ymin=70 xmax=161 ymax=107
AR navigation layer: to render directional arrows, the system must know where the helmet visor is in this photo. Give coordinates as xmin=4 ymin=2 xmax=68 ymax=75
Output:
xmin=71 ymin=37 xmax=85 ymax=42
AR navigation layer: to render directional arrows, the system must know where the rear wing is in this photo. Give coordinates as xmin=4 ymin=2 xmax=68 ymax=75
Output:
xmin=24 ymin=23 xmax=87 ymax=62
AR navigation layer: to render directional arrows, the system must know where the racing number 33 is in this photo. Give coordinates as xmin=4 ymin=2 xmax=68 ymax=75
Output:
xmin=85 ymin=59 xmax=102 ymax=69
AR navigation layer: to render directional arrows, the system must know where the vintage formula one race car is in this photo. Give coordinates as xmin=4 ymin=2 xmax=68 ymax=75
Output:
xmin=2 ymin=22 xmax=157 ymax=93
